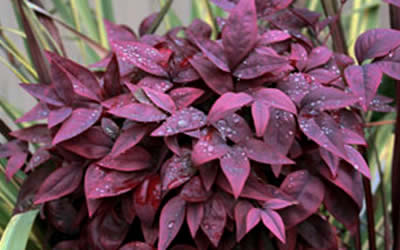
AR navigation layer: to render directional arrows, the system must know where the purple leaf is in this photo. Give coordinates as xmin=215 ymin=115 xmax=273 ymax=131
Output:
xmin=104 ymin=19 xmax=137 ymax=42
xmin=111 ymin=124 xmax=148 ymax=156
xmin=376 ymin=60 xmax=400 ymax=81
xmin=344 ymin=64 xmax=383 ymax=111
xmin=111 ymin=41 xmax=168 ymax=77
xmin=143 ymin=87 xmax=176 ymax=113
xmin=261 ymin=209 xmax=286 ymax=243
xmin=187 ymin=203 xmax=204 ymax=238
xmin=161 ymin=152 xmax=196 ymax=191
xmin=299 ymin=112 xmax=347 ymax=159
xmin=134 ymin=175 xmax=162 ymax=225
xmin=10 ymin=125 xmax=51 ymax=144
xmin=304 ymin=46 xmax=333 ymax=71
xmin=52 ymin=106 xmax=102 ymax=145
xmin=219 ymin=146 xmax=250 ymax=199
xmin=244 ymin=138 xmax=294 ymax=165
xmin=246 ymin=208 xmax=261 ymax=232
xmin=103 ymin=53 xmax=122 ymax=97
xmin=279 ymin=170 xmax=325 ymax=228
xmin=253 ymin=88 xmax=297 ymax=114
xmin=199 ymin=163 xmax=219 ymax=191
xmin=20 ymin=83 xmax=63 ymax=106
xmin=120 ymin=242 xmax=152 ymax=250
xmin=208 ymin=92 xmax=253 ymax=123
xmin=48 ymin=107 xmax=73 ymax=128
xmin=101 ymin=117 xmax=120 ymax=139
xmin=158 ymin=196 xmax=186 ymax=250
xmin=201 ymin=195 xmax=226 ymax=247
xmin=189 ymin=54 xmax=234 ymax=94
xmin=26 ymin=148 xmax=50 ymax=172
xmin=180 ymin=176 xmax=211 ymax=202
xmin=6 ymin=152 xmax=28 ymax=179
xmin=297 ymin=215 xmax=338 ymax=249
xmin=151 ymin=107 xmax=207 ymax=136
xmin=213 ymin=113 xmax=252 ymax=143
xmin=16 ymin=102 xmax=49 ymax=123
xmin=101 ymin=93 xmax=135 ymax=109
xmin=319 ymin=147 xmax=340 ymax=178
xmin=170 ymin=87 xmax=204 ymax=110
xmin=343 ymin=145 xmax=371 ymax=179
xmin=97 ymin=146 xmax=151 ymax=172
xmin=108 ymin=103 xmax=166 ymax=122
xmin=222 ymin=0 xmax=258 ymax=69
xmin=192 ymin=130 xmax=229 ymax=166
xmin=355 ymin=28 xmax=400 ymax=63
xmin=137 ymin=76 xmax=173 ymax=93
xmin=234 ymin=200 xmax=253 ymax=241
xmin=278 ymin=72 xmax=318 ymax=105
xmin=35 ymin=164 xmax=83 ymax=204
xmin=263 ymin=199 xmax=294 ymax=210
xmin=257 ymin=30 xmax=291 ymax=46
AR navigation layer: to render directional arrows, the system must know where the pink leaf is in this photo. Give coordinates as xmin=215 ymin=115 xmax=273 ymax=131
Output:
xmin=6 ymin=152 xmax=28 ymax=179
xmin=16 ymin=102 xmax=49 ymax=123
xmin=108 ymin=103 xmax=166 ymax=122
xmin=48 ymin=107 xmax=73 ymax=128
xmin=158 ymin=196 xmax=186 ymax=250
xmin=253 ymin=88 xmax=297 ymax=114
xmin=246 ymin=208 xmax=261 ymax=232
xmin=161 ymin=152 xmax=196 ymax=191
xmin=234 ymin=200 xmax=253 ymax=241
xmin=222 ymin=0 xmax=258 ymax=69
xmin=186 ymin=203 xmax=204 ymax=238
xmin=343 ymin=145 xmax=371 ymax=179
xmin=134 ymin=175 xmax=162 ymax=225
xmin=111 ymin=124 xmax=148 ymax=156
xmin=251 ymin=100 xmax=271 ymax=137
xmin=180 ymin=176 xmax=211 ymax=202
xmin=169 ymin=87 xmax=204 ymax=110
xmin=151 ymin=107 xmax=207 ymax=136
xmin=143 ymin=87 xmax=176 ymax=113
xmin=192 ymin=130 xmax=229 ymax=166
xmin=103 ymin=53 xmax=122 ymax=97
xmin=111 ymin=41 xmax=168 ymax=77
xmin=212 ymin=113 xmax=252 ymax=143
xmin=97 ymin=146 xmax=151 ymax=172
xmin=35 ymin=164 xmax=83 ymax=204
xmin=208 ymin=92 xmax=253 ymax=123
xmin=52 ymin=106 xmax=102 ymax=145
xmin=264 ymin=199 xmax=294 ymax=210
xmin=301 ymin=86 xmax=357 ymax=112
xmin=261 ymin=209 xmax=286 ymax=243
xmin=219 ymin=146 xmax=250 ymax=199
xmin=201 ymin=195 xmax=226 ymax=247
xmin=304 ymin=46 xmax=332 ymax=71
xmin=244 ymin=139 xmax=294 ymax=165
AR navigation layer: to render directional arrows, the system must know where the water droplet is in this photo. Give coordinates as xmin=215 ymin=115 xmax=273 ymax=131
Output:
xmin=168 ymin=221 xmax=175 ymax=228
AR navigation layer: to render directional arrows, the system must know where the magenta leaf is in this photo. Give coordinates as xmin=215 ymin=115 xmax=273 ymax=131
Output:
xmin=103 ymin=54 xmax=122 ymax=97
xmin=104 ymin=19 xmax=137 ymax=42
xmin=111 ymin=41 xmax=168 ymax=77
xmin=208 ymin=92 xmax=253 ymax=123
xmin=186 ymin=203 xmax=205 ymax=238
xmin=234 ymin=200 xmax=253 ymax=241
xmin=97 ymin=146 xmax=151 ymax=172
xmin=355 ymin=28 xmax=400 ymax=63
xmin=161 ymin=152 xmax=196 ymax=191
xmin=343 ymin=145 xmax=371 ymax=179
xmin=101 ymin=117 xmax=120 ymax=139
xmin=151 ymin=107 xmax=207 ymax=136
xmin=189 ymin=54 xmax=234 ymax=94
xmin=169 ymin=87 xmax=204 ymax=110
xmin=85 ymin=164 xmax=147 ymax=199
xmin=15 ymin=102 xmax=49 ymax=123
xmin=192 ymin=129 xmax=229 ymax=166
xmin=108 ymin=103 xmax=167 ymax=122
xmin=261 ymin=209 xmax=286 ymax=243
xmin=319 ymin=147 xmax=340 ymax=178
xmin=158 ymin=196 xmax=186 ymax=250
xmin=222 ymin=0 xmax=258 ymax=69
xmin=48 ymin=107 xmax=73 ymax=128
xmin=201 ymin=195 xmax=226 ymax=247
xmin=213 ymin=113 xmax=252 ymax=143
xmin=344 ymin=64 xmax=383 ymax=111
xmin=301 ymin=86 xmax=357 ymax=112
xmin=180 ymin=176 xmax=211 ymax=202
xmin=219 ymin=146 xmax=250 ymax=199
xmin=134 ymin=175 xmax=162 ymax=225
xmin=26 ymin=148 xmax=50 ymax=172
xmin=263 ymin=199 xmax=295 ymax=210
xmin=111 ymin=123 xmax=148 ymax=156
xmin=304 ymin=46 xmax=333 ymax=71
xmin=143 ymin=87 xmax=176 ymax=113
xmin=278 ymin=72 xmax=317 ymax=105
xmin=137 ymin=76 xmax=173 ymax=93
xmin=257 ymin=30 xmax=291 ymax=46
xmin=35 ymin=164 xmax=83 ymax=204
xmin=253 ymin=88 xmax=297 ymax=114
xmin=246 ymin=208 xmax=261 ymax=232
xmin=52 ymin=106 xmax=102 ymax=145
xmin=6 ymin=152 xmax=28 ymax=179
xmin=244 ymin=138 xmax=294 ymax=165
xmin=20 ymin=83 xmax=63 ymax=107
xmin=279 ymin=170 xmax=325 ymax=228
xmin=101 ymin=93 xmax=134 ymax=109
xmin=10 ymin=125 xmax=51 ymax=145
xmin=297 ymin=215 xmax=338 ymax=249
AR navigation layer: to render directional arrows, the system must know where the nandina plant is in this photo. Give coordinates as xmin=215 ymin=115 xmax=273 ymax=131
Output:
xmin=1 ymin=0 xmax=400 ymax=249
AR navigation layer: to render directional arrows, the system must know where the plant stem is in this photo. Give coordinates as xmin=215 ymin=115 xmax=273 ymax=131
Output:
xmin=145 ymin=0 xmax=174 ymax=34
xmin=202 ymin=0 xmax=218 ymax=39
xmin=389 ymin=4 xmax=400 ymax=250
xmin=365 ymin=120 xmax=396 ymax=127
xmin=321 ymin=0 xmax=347 ymax=54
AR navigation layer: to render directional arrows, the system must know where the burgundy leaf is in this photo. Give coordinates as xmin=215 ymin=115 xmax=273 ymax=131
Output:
xmin=222 ymin=0 xmax=258 ymax=69
xmin=180 ymin=176 xmax=211 ymax=202
xmin=253 ymin=88 xmax=297 ymax=114
xmin=143 ymin=87 xmax=176 ymax=113
xmin=137 ymin=76 xmax=173 ymax=93
xmin=158 ymin=196 xmax=186 ymax=250
xmin=192 ymin=130 xmax=229 ymax=166
xmin=279 ymin=170 xmax=325 ymax=228
xmin=19 ymin=83 xmax=63 ymax=106
xmin=50 ymin=62 xmax=76 ymax=104
xmin=213 ymin=113 xmax=252 ymax=143
xmin=139 ymin=12 xmax=158 ymax=36
xmin=258 ymin=30 xmax=291 ymax=46
xmin=111 ymin=41 xmax=168 ymax=77
xmin=120 ymin=242 xmax=153 ymax=250
xmin=161 ymin=152 xmax=196 ymax=191
xmin=201 ymin=195 xmax=226 ymax=247
xmin=35 ymin=164 xmax=83 ymax=204
xmin=208 ymin=92 xmax=253 ymax=123
xmin=48 ymin=107 xmax=73 ymax=128
xmin=151 ymin=107 xmax=206 ymax=136
xmin=103 ymin=53 xmax=122 ymax=97
xmin=190 ymin=54 xmax=234 ymax=94
xmin=26 ymin=148 xmax=50 ymax=172
xmin=11 ymin=124 xmax=51 ymax=144
xmin=101 ymin=117 xmax=120 ymax=139
xmin=251 ymin=100 xmax=271 ymax=137
xmin=344 ymin=64 xmax=382 ymax=111
xmin=53 ymin=106 xmax=102 ymax=145
xmin=301 ymin=86 xmax=357 ymax=112
xmin=134 ymin=175 xmax=162 ymax=225
xmin=97 ymin=146 xmax=151 ymax=172
xmin=164 ymin=135 xmax=182 ymax=156
xmin=355 ymin=28 xmax=400 ymax=63
xmin=108 ymin=103 xmax=167 ymax=122
xmin=261 ymin=209 xmax=286 ymax=243
xmin=219 ymin=146 xmax=250 ymax=199
xmin=169 ymin=87 xmax=204 ymax=110
xmin=111 ymin=123 xmax=148 ymax=156
xmin=343 ymin=145 xmax=371 ymax=179
xmin=15 ymin=102 xmax=49 ymax=123
xmin=101 ymin=93 xmax=135 ymax=109
xmin=105 ymin=19 xmax=137 ymax=42
xmin=263 ymin=199 xmax=294 ymax=210
xmin=234 ymin=200 xmax=253 ymax=241
xmin=319 ymin=147 xmax=340 ymax=178
xmin=6 ymin=152 xmax=28 ymax=179
xmin=85 ymin=164 xmax=147 ymax=199
xmin=304 ymin=46 xmax=332 ymax=71
xmin=186 ymin=203 xmax=205 ymax=237
xmin=297 ymin=215 xmax=338 ymax=249
xmin=199 ymin=163 xmax=219 ymax=191
xmin=278 ymin=72 xmax=317 ymax=105
xmin=244 ymin=139 xmax=294 ymax=165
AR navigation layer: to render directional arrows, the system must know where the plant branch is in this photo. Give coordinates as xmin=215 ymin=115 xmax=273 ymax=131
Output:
xmin=321 ymin=0 xmax=347 ymax=54
xmin=364 ymin=120 xmax=396 ymax=127
xmin=145 ymin=0 xmax=174 ymax=35
xmin=389 ymin=4 xmax=400 ymax=250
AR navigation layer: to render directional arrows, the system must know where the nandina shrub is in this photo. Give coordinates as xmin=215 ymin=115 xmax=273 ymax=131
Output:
xmin=1 ymin=0 xmax=400 ymax=249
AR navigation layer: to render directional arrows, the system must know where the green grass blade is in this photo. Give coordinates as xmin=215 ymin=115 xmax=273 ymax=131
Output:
xmin=0 ymin=209 xmax=39 ymax=250
xmin=52 ymin=0 xmax=74 ymax=26
xmin=0 ymin=27 xmax=26 ymax=39
xmin=95 ymin=0 xmax=109 ymax=49
xmin=0 ymin=56 xmax=29 ymax=83
xmin=100 ymin=0 xmax=115 ymax=22
xmin=158 ymin=0 xmax=181 ymax=30
xmin=75 ymin=0 xmax=100 ymax=42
